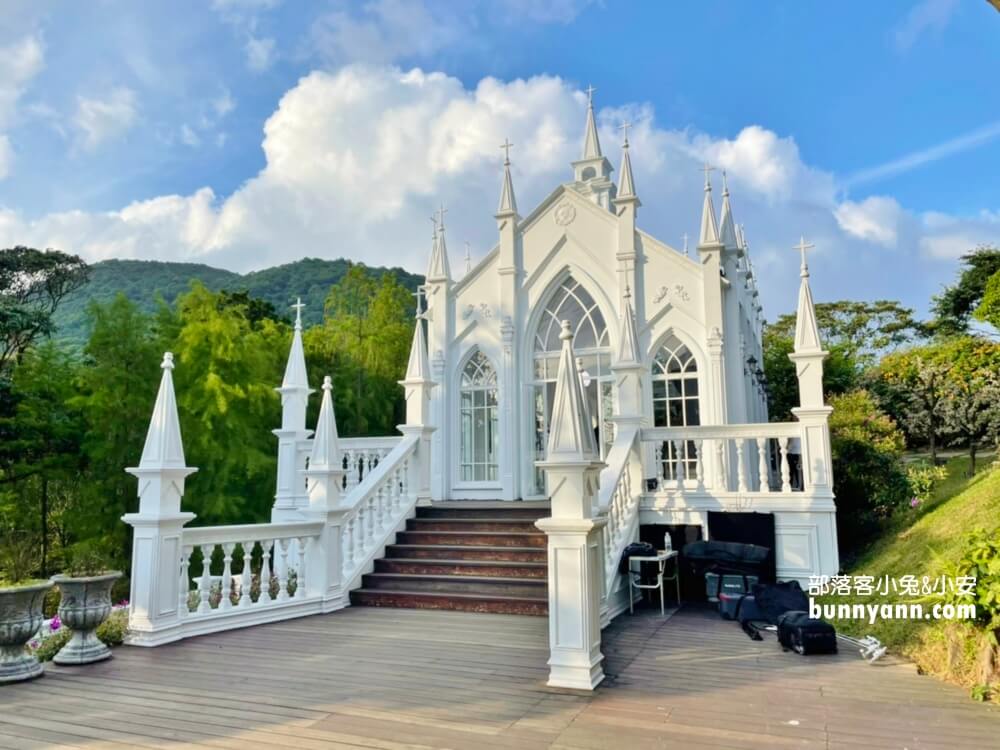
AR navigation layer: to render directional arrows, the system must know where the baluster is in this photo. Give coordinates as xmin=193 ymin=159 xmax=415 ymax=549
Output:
xmin=259 ymin=540 xmax=274 ymax=604
xmin=295 ymin=537 xmax=307 ymax=599
xmin=240 ymin=541 xmax=254 ymax=608
xmin=220 ymin=543 xmax=234 ymax=611
xmin=179 ymin=545 xmax=192 ymax=616
xmin=756 ymin=437 xmax=769 ymax=493
xmin=695 ymin=439 xmax=705 ymax=491
xmin=736 ymin=439 xmax=747 ymax=493
xmin=377 ymin=485 xmax=386 ymax=531
xmin=779 ymin=436 xmax=791 ymax=493
xmin=653 ymin=442 xmax=664 ymax=480
xmin=344 ymin=519 xmax=355 ymax=570
xmin=353 ymin=511 xmax=363 ymax=562
xmin=715 ymin=440 xmax=726 ymax=490
xmin=276 ymin=538 xmax=290 ymax=601
xmin=198 ymin=545 xmax=212 ymax=614
xmin=673 ymin=439 xmax=685 ymax=492
xmin=367 ymin=496 xmax=376 ymax=541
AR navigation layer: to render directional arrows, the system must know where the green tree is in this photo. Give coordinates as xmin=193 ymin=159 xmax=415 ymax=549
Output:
xmin=973 ymin=268 xmax=1000 ymax=331
xmin=762 ymin=328 xmax=857 ymax=421
xmin=939 ymin=374 xmax=1000 ymax=476
xmin=0 ymin=246 xmax=89 ymax=372
xmin=0 ymin=343 xmax=83 ymax=574
xmin=876 ymin=355 xmax=949 ymax=463
xmin=75 ymin=294 xmax=165 ymax=566
xmin=931 ymin=246 xmax=1000 ymax=336
xmin=828 ymin=389 xmax=910 ymax=554
xmin=305 ymin=264 xmax=412 ymax=436
xmin=170 ymin=283 xmax=286 ymax=525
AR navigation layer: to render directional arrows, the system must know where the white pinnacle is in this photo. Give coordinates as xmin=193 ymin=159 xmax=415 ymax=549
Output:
xmin=137 ymin=352 xmax=187 ymax=470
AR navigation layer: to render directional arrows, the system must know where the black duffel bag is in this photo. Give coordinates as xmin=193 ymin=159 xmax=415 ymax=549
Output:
xmin=777 ymin=611 xmax=837 ymax=655
xmin=618 ymin=542 xmax=656 ymax=575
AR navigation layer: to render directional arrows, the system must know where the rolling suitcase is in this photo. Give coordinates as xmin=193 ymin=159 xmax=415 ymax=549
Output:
xmin=777 ymin=611 xmax=838 ymax=655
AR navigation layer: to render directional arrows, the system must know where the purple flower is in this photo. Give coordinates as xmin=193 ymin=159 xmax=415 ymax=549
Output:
xmin=50 ymin=615 xmax=61 ymax=631
xmin=29 ymin=639 xmax=39 ymax=649
xmin=910 ymin=497 xmax=921 ymax=508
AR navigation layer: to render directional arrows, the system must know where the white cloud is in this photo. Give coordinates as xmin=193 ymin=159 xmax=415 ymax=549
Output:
xmin=74 ymin=87 xmax=138 ymax=151
xmin=0 ymin=35 xmax=44 ymax=128
xmin=2 ymin=65 xmax=999 ymax=316
xmin=0 ymin=135 xmax=12 ymax=180
xmin=213 ymin=89 xmax=236 ymax=118
xmin=835 ymin=196 xmax=902 ymax=247
xmin=893 ymin=0 xmax=959 ymax=52
xmin=180 ymin=124 xmax=201 ymax=147
xmin=245 ymin=35 xmax=275 ymax=72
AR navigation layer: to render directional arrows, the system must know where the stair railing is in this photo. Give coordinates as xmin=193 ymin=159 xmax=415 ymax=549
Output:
xmin=596 ymin=421 xmax=643 ymax=625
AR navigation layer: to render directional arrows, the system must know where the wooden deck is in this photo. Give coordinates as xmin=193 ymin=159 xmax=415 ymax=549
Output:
xmin=2 ymin=605 xmax=999 ymax=749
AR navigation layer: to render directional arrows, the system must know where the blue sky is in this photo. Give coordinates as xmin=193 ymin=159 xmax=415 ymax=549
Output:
xmin=0 ymin=0 xmax=998 ymax=317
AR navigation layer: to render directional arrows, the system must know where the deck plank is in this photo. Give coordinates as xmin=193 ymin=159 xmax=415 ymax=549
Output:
xmin=1 ymin=605 xmax=998 ymax=749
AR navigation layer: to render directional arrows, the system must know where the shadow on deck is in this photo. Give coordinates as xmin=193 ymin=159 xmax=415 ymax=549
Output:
xmin=1 ymin=604 xmax=998 ymax=749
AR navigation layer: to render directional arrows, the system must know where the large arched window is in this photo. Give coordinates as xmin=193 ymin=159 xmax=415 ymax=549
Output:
xmin=460 ymin=351 xmax=498 ymax=482
xmin=531 ymin=275 xmax=613 ymax=493
xmin=651 ymin=335 xmax=700 ymax=480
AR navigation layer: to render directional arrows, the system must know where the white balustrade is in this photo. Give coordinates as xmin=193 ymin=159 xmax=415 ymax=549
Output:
xmin=180 ymin=522 xmax=322 ymax=620
xmin=338 ymin=437 xmax=401 ymax=491
xmin=641 ymin=422 xmax=806 ymax=497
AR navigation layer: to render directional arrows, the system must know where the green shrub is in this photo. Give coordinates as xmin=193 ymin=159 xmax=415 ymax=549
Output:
xmin=907 ymin=462 xmax=948 ymax=505
xmin=96 ymin=608 xmax=128 ymax=646
xmin=34 ymin=628 xmax=71 ymax=662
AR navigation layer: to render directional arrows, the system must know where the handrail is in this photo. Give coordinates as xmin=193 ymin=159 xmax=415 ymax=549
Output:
xmin=642 ymin=422 xmax=802 ymax=441
xmin=183 ymin=520 xmax=323 ymax=546
xmin=597 ymin=422 xmax=642 ymax=622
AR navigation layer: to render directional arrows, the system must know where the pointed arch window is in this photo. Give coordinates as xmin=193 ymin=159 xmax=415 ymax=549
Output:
xmin=530 ymin=276 xmax=613 ymax=494
xmin=651 ymin=336 xmax=700 ymax=480
xmin=460 ymin=350 xmax=498 ymax=482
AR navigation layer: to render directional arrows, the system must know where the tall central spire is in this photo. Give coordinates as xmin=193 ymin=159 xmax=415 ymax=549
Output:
xmin=581 ymin=84 xmax=602 ymax=160
xmin=496 ymin=138 xmax=517 ymax=217
xmin=426 ymin=204 xmax=451 ymax=283
xmin=718 ymin=170 xmax=739 ymax=251
xmin=571 ymin=85 xmax=614 ymax=209
xmin=698 ymin=164 xmax=720 ymax=247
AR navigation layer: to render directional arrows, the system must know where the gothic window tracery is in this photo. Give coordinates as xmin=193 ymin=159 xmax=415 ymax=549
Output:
xmin=460 ymin=350 xmax=498 ymax=482
xmin=651 ymin=335 xmax=701 ymax=480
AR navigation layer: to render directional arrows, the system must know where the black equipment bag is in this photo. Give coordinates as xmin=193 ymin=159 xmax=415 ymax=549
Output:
xmin=741 ymin=581 xmax=809 ymax=641
xmin=777 ymin=611 xmax=837 ymax=655
xmin=718 ymin=592 xmax=745 ymax=620
xmin=618 ymin=542 xmax=656 ymax=575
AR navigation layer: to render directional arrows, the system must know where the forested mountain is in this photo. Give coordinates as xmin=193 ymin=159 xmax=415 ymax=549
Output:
xmin=54 ymin=257 xmax=423 ymax=342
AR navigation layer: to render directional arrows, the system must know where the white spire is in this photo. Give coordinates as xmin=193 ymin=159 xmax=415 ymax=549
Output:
xmin=615 ymin=122 xmax=638 ymax=202
xmin=426 ymin=205 xmax=452 ymax=282
xmin=308 ymin=376 xmax=340 ymax=470
xmin=718 ymin=171 xmax=739 ymax=249
xmin=698 ymin=163 xmax=720 ymax=246
xmin=546 ymin=321 xmax=598 ymax=462
xmin=403 ymin=311 xmax=431 ymax=382
xmin=282 ymin=298 xmax=309 ymax=389
xmin=138 ymin=352 xmax=187 ymax=470
xmin=581 ymin=84 xmax=602 ymax=160
xmin=792 ymin=237 xmax=823 ymax=354
xmin=616 ymin=287 xmax=642 ymax=366
xmin=496 ymin=138 xmax=517 ymax=217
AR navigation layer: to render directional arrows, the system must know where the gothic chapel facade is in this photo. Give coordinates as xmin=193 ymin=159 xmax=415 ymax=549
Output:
xmin=413 ymin=94 xmax=838 ymax=582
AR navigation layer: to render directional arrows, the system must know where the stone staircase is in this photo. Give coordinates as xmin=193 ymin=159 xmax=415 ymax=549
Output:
xmin=349 ymin=502 xmax=550 ymax=615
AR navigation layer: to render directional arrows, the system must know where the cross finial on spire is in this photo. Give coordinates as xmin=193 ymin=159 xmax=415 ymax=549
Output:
xmin=682 ymin=232 xmax=689 ymax=256
xmin=794 ymin=236 xmax=815 ymax=277
xmin=412 ymin=285 xmax=425 ymax=319
xmin=292 ymin=298 xmax=305 ymax=330
xmin=618 ymin=120 xmax=631 ymax=147
xmin=436 ymin=202 xmax=448 ymax=232
xmin=701 ymin=162 xmax=715 ymax=189
xmin=624 ymin=282 xmax=632 ymax=301
xmin=161 ymin=351 xmax=174 ymax=370
xmin=722 ymin=169 xmax=730 ymax=195
xmin=464 ymin=241 xmax=471 ymax=274
xmin=500 ymin=137 xmax=514 ymax=165
xmin=585 ymin=84 xmax=596 ymax=106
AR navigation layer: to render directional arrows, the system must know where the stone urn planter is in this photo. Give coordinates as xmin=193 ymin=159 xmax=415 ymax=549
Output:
xmin=50 ymin=572 xmax=122 ymax=665
xmin=0 ymin=580 xmax=53 ymax=683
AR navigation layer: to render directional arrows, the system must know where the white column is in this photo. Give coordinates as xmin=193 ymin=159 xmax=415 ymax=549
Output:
xmin=123 ymin=352 xmax=197 ymax=647
xmin=536 ymin=321 xmax=606 ymax=690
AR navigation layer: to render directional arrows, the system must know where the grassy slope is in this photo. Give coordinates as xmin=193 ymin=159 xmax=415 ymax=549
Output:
xmin=831 ymin=456 xmax=1000 ymax=690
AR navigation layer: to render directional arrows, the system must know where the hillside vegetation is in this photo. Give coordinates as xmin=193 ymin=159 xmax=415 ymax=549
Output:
xmin=830 ymin=456 xmax=1000 ymax=695
xmin=54 ymin=257 xmax=422 ymax=343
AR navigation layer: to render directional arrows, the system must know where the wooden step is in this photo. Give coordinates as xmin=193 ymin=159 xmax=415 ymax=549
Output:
xmin=361 ymin=572 xmax=547 ymax=598
xmin=384 ymin=544 xmax=547 ymax=563
xmin=395 ymin=530 xmax=546 ymax=548
xmin=417 ymin=504 xmax=550 ymax=520
xmin=406 ymin=517 xmax=542 ymax=533
xmin=375 ymin=558 xmax=547 ymax=578
xmin=349 ymin=588 xmax=548 ymax=616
